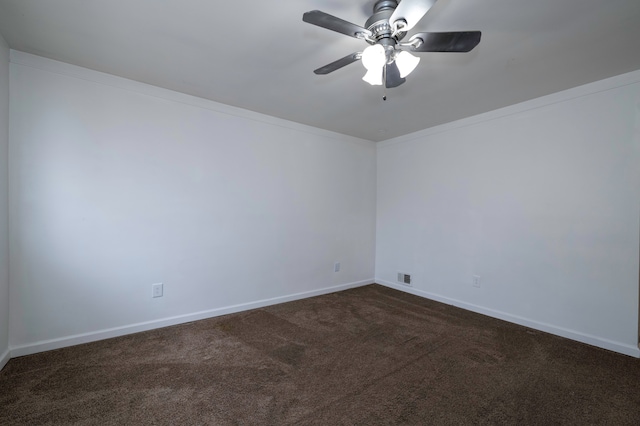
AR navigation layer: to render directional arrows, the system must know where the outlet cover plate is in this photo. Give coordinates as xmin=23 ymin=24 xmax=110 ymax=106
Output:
xmin=152 ymin=282 xmax=163 ymax=298
xmin=472 ymin=275 xmax=481 ymax=288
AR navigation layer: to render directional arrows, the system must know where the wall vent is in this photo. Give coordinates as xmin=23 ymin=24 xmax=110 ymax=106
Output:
xmin=397 ymin=272 xmax=411 ymax=286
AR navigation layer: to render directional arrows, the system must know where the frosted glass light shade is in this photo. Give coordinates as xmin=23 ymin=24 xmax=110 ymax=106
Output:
xmin=362 ymin=69 xmax=383 ymax=85
xmin=395 ymin=51 xmax=420 ymax=78
xmin=361 ymin=44 xmax=386 ymax=86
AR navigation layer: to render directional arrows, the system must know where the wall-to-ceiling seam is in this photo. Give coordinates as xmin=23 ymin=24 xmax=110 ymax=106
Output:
xmin=378 ymin=70 xmax=640 ymax=148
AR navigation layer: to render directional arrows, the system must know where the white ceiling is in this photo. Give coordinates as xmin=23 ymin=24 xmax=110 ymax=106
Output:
xmin=0 ymin=0 xmax=639 ymax=142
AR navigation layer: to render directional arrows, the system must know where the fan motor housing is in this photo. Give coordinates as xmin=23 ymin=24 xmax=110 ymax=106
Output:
xmin=365 ymin=0 xmax=406 ymax=43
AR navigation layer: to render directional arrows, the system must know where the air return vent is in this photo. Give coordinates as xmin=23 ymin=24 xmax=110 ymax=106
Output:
xmin=397 ymin=272 xmax=411 ymax=286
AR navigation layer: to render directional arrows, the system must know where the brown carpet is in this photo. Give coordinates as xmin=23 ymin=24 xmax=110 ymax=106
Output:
xmin=1 ymin=284 xmax=639 ymax=425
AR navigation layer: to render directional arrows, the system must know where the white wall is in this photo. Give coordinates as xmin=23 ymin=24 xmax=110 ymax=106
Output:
xmin=376 ymin=71 xmax=640 ymax=357
xmin=5 ymin=49 xmax=639 ymax=361
xmin=8 ymin=52 xmax=376 ymax=355
xmin=0 ymin=34 xmax=9 ymax=369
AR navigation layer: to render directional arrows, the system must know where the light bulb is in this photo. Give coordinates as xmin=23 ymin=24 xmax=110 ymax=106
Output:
xmin=361 ymin=44 xmax=386 ymax=86
xmin=395 ymin=51 xmax=420 ymax=78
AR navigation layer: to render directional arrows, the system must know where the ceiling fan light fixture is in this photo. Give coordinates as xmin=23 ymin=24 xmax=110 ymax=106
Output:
xmin=303 ymin=1 xmax=482 ymax=89
xmin=395 ymin=50 xmax=420 ymax=78
xmin=361 ymin=44 xmax=386 ymax=85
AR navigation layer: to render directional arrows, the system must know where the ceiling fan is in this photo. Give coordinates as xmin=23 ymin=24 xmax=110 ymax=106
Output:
xmin=303 ymin=0 xmax=481 ymax=88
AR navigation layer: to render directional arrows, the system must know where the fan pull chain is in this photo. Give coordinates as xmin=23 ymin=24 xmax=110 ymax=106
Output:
xmin=383 ymin=64 xmax=387 ymax=101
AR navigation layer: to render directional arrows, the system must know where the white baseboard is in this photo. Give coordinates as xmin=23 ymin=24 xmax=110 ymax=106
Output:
xmin=10 ymin=279 xmax=374 ymax=358
xmin=377 ymin=279 xmax=640 ymax=358
xmin=0 ymin=348 xmax=10 ymax=371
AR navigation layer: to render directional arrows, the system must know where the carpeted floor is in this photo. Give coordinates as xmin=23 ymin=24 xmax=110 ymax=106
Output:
xmin=1 ymin=284 xmax=639 ymax=425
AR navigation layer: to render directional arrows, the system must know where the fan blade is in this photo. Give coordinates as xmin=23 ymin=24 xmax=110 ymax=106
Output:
xmin=303 ymin=10 xmax=372 ymax=39
xmin=314 ymin=53 xmax=361 ymax=75
xmin=389 ymin=0 xmax=437 ymax=32
xmin=385 ymin=62 xmax=406 ymax=88
xmin=408 ymin=31 xmax=481 ymax=52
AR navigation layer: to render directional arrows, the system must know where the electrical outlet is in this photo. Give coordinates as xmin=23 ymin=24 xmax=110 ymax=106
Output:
xmin=152 ymin=282 xmax=163 ymax=298
xmin=334 ymin=262 xmax=341 ymax=272
xmin=472 ymin=275 xmax=481 ymax=288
